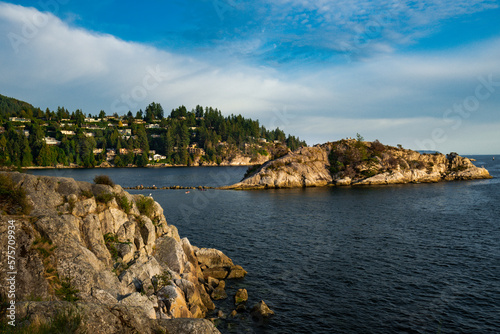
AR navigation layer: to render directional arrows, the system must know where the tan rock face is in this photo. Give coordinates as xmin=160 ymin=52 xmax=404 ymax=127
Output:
xmin=0 ymin=172 xmax=247 ymax=331
xmin=235 ymin=288 xmax=249 ymax=305
xmin=223 ymin=140 xmax=492 ymax=189
xmin=196 ymin=248 xmax=234 ymax=268
xmin=251 ymin=300 xmax=275 ymax=318
xmin=154 ymin=236 xmax=188 ymax=274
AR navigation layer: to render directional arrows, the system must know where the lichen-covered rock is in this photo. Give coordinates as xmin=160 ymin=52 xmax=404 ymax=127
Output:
xmin=91 ymin=287 xmax=118 ymax=305
xmin=119 ymin=292 xmax=157 ymax=319
xmin=174 ymin=278 xmax=208 ymax=317
xmin=156 ymin=318 xmax=221 ymax=334
xmin=157 ymin=285 xmax=193 ymax=318
xmin=196 ymin=248 xmax=234 ymax=268
xmin=227 ymin=265 xmax=248 ymax=279
xmin=251 ymin=300 xmax=275 ymax=318
xmin=72 ymin=197 xmax=97 ymax=217
xmin=235 ymin=288 xmax=248 ymax=305
xmin=81 ymin=214 xmax=112 ymax=266
xmin=154 ymin=236 xmax=188 ymax=274
xmin=139 ymin=216 xmax=156 ymax=255
xmin=118 ymin=256 xmax=163 ymax=295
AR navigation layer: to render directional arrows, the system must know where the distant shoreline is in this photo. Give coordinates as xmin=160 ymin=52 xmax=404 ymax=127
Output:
xmin=10 ymin=163 xmax=256 ymax=171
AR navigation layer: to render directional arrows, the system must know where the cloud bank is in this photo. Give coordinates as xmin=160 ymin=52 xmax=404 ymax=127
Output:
xmin=0 ymin=2 xmax=499 ymax=153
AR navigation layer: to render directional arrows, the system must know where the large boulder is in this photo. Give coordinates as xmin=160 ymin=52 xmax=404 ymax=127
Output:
xmin=15 ymin=301 xmax=156 ymax=334
xmin=235 ymin=288 xmax=248 ymax=305
xmin=119 ymin=292 xmax=157 ymax=319
xmin=81 ymin=214 xmax=112 ymax=266
xmin=72 ymin=197 xmax=97 ymax=217
xmin=251 ymin=300 xmax=275 ymax=318
xmin=118 ymin=256 xmax=163 ymax=296
xmin=174 ymin=278 xmax=208 ymax=317
xmin=156 ymin=318 xmax=221 ymax=334
xmin=157 ymin=285 xmax=193 ymax=318
xmin=154 ymin=236 xmax=188 ymax=274
xmin=195 ymin=248 xmax=234 ymax=268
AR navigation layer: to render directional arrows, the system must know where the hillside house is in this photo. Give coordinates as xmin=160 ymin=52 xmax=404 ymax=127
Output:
xmin=44 ymin=137 xmax=61 ymax=145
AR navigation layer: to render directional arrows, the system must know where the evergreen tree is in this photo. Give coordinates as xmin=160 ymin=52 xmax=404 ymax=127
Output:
xmin=135 ymin=125 xmax=149 ymax=152
xmin=136 ymin=152 xmax=149 ymax=167
xmin=20 ymin=135 xmax=33 ymax=166
xmin=0 ymin=134 xmax=9 ymax=165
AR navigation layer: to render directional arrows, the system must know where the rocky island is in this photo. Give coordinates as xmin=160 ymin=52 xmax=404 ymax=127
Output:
xmin=222 ymin=138 xmax=492 ymax=189
xmin=0 ymin=172 xmax=266 ymax=333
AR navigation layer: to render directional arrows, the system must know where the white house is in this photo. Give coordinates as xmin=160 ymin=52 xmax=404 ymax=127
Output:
xmin=150 ymin=154 xmax=167 ymax=161
xmin=44 ymin=137 xmax=61 ymax=145
xmin=61 ymin=130 xmax=75 ymax=136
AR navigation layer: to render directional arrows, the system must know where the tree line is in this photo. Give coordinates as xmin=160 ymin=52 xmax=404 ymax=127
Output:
xmin=0 ymin=96 xmax=306 ymax=168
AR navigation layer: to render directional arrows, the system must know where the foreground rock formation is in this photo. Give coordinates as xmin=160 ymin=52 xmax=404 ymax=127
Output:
xmin=0 ymin=172 xmax=248 ymax=333
xmin=222 ymin=139 xmax=491 ymax=189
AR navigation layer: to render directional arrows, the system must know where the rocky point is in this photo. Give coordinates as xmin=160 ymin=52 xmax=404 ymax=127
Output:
xmin=0 ymin=172 xmax=253 ymax=333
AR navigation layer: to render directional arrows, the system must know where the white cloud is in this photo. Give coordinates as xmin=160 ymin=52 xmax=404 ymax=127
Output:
xmin=0 ymin=2 xmax=499 ymax=153
xmin=254 ymin=0 xmax=499 ymax=60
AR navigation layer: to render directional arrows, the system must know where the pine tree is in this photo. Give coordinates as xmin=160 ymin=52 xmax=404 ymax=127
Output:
xmin=20 ymin=135 xmax=33 ymax=166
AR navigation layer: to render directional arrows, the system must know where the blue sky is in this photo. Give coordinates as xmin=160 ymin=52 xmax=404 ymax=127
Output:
xmin=0 ymin=0 xmax=499 ymax=154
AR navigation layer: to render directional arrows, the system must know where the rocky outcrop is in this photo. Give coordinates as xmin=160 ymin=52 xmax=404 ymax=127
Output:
xmin=251 ymin=300 xmax=275 ymax=318
xmin=219 ymin=152 xmax=270 ymax=166
xmin=0 ymin=172 xmax=248 ymax=333
xmin=222 ymin=140 xmax=492 ymax=189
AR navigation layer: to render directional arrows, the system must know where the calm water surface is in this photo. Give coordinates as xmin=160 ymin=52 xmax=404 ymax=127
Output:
xmin=29 ymin=156 xmax=500 ymax=333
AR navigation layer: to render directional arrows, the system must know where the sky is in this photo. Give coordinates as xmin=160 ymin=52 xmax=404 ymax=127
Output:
xmin=0 ymin=0 xmax=499 ymax=154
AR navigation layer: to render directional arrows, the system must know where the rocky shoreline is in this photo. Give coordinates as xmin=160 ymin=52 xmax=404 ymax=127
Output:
xmin=222 ymin=140 xmax=492 ymax=190
xmin=0 ymin=172 xmax=272 ymax=333
xmin=8 ymin=152 xmax=270 ymax=171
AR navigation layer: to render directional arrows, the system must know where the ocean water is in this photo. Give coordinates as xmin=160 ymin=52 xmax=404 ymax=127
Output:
xmin=28 ymin=156 xmax=500 ymax=333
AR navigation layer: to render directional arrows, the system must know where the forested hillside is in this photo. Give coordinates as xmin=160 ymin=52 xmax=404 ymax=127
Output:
xmin=0 ymin=94 xmax=306 ymax=168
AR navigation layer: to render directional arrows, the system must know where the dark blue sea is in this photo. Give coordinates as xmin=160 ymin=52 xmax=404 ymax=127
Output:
xmin=29 ymin=155 xmax=500 ymax=333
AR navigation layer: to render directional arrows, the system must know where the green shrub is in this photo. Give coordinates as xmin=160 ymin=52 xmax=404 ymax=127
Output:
xmin=0 ymin=173 xmax=31 ymax=215
xmin=95 ymin=193 xmax=114 ymax=204
xmin=0 ymin=307 xmax=83 ymax=334
xmin=116 ymin=195 xmax=131 ymax=213
xmin=33 ymin=237 xmax=57 ymax=259
xmin=93 ymin=174 xmax=114 ymax=186
xmin=153 ymin=270 xmax=173 ymax=293
xmin=80 ymin=189 xmax=94 ymax=198
xmin=103 ymin=233 xmax=120 ymax=260
xmin=55 ymin=277 xmax=79 ymax=302
xmin=137 ymin=196 xmax=155 ymax=218
xmin=362 ymin=169 xmax=378 ymax=178
xmin=243 ymin=164 xmax=261 ymax=179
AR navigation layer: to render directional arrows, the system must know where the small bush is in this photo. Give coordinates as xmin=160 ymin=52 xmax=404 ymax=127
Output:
xmin=0 ymin=173 xmax=31 ymax=215
xmin=343 ymin=166 xmax=356 ymax=179
xmin=371 ymin=140 xmax=386 ymax=155
xmin=33 ymin=237 xmax=57 ymax=259
xmin=0 ymin=304 xmax=82 ymax=333
xmin=243 ymin=164 xmax=261 ymax=179
xmin=55 ymin=277 xmax=79 ymax=302
xmin=96 ymin=193 xmax=114 ymax=204
xmin=93 ymin=174 xmax=114 ymax=186
xmin=153 ymin=270 xmax=173 ymax=292
xmin=104 ymin=233 xmax=120 ymax=260
xmin=137 ymin=196 xmax=155 ymax=218
xmin=116 ymin=195 xmax=131 ymax=213
xmin=80 ymin=189 xmax=94 ymax=198
xmin=362 ymin=169 xmax=378 ymax=178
